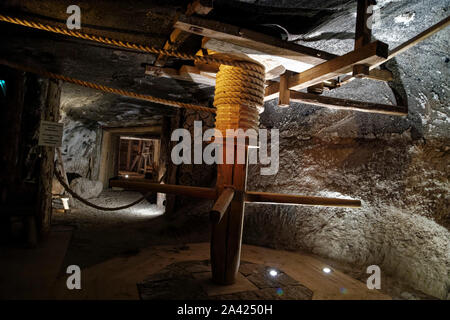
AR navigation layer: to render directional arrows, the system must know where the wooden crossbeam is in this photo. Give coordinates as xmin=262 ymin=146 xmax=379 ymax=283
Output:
xmin=289 ymin=91 xmax=407 ymax=116
xmin=145 ymin=65 xmax=216 ymax=86
xmin=245 ymin=191 xmax=361 ymax=208
xmin=109 ymin=179 xmax=217 ymax=199
xmin=110 ymin=179 xmax=364 ymax=208
xmin=264 ymin=41 xmax=389 ymax=101
xmin=371 ymin=15 xmax=450 ymax=70
xmin=174 ymin=15 xmax=337 ymax=66
xmin=210 ymin=187 xmax=235 ymax=223
xmin=355 ymin=0 xmax=376 ymax=49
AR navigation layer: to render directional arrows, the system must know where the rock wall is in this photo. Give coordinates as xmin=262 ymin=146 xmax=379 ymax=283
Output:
xmin=60 ymin=115 xmax=100 ymax=179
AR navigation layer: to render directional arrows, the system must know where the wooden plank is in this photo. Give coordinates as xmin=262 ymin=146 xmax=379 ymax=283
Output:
xmin=103 ymin=125 xmax=162 ymax=135
xmin=264 ymin=41 xmax=388 ymax=101
xmin=109 ymin=179 xmax=217 ymax=199
xmin=145 ymin=65 xmax=216 ymax=86
xmin=174 ymin=15 xmax=337 ymax=66
xmin=154 ymin=29 xmax=191 ymax=67
xmin=355 ymin=0 xmax=376 ymax=49
xmin=211 ymin=143 xmax=248 ymax=285
xmin=210 ymin=187 xmax=235 ymax=223
xmin=245 ymin=191 xmax=361 ymax=208
xmin=278 ymin=71 xmax=291 ymax=107
xmin=203 ymin=38 xmax=314 ymax=73
xmin=374 ymin=15 xmax=450 ymax=69
xmin=289 ymin=91 xmax=408 ymax=116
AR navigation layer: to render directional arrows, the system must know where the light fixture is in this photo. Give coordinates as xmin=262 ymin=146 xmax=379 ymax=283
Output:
xmin=125 ymin=174 xmax=129 ymax=178
xmin=61 ymin=197 xmax=70 ymax=210
xmin=269 ymin=269 xmax=278 ymax=277
xmin=322 ymin=267 xmax=332 ymax=274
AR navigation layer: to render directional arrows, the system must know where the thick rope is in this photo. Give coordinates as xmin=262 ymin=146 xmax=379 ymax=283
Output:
xmin=0 ymin=14 xmax=264 ymax=74
xmin=0 ymin=60 xmax=215 ymax=113
xmin=214 ymin=65 xmax=265 ymax=133
xmin=54 ymin=169 xmax=152 ymax=211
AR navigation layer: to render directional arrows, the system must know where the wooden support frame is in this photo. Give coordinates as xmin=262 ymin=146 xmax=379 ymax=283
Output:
xmin=110 ymin=179 xmax=217 ymax=199
xmin=371 ymin=15 xmax=450 ymax=70
xmin=277 ymin=71 xmax=291 ymax=108
xmin=264 ymin=40 xmax=389 ymax=101
xmin=355 ymin=0 xmax=376 ymax=49
xmin=145 ymin=65 xmax=216 ymax=86
xmin=245 ymin=192 xmax=361 ymax=208
xmin=174 ymin=15 xmax=337 ymax=66
xmin=210 ymin=187 xmax=235 ymax=223
xmin=289 ymin=91 xmax=407 ymax=116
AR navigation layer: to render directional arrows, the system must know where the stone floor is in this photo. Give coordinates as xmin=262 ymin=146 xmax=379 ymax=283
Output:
xmin=138 ymin=260 xmax=314 ymax=300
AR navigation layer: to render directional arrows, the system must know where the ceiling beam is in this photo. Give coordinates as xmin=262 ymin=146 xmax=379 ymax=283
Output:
xmin=371 ymin=15 xmax=450 ymax=70
xmin=265 ymin=40 xmax=388 ymax=101
xmin=289 ymin=91 xmax=407 ymax=116
xmin=174 ymin=15 xmax=337 ymax=67
xmin=145 ymin=65 xmax=216 ymax=86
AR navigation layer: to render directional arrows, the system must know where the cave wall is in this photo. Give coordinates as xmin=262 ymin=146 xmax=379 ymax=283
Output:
xmin=243 ymin=0 xmax=449 ymax=299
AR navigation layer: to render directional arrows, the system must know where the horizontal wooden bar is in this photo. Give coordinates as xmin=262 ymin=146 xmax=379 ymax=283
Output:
xmin=110 ymin=179 xmax=217 ymax=199
xmin=245 ymin=191 xmax=362 ymax=208
xmin=265 ymin=41 xmax=389 ymax=101
xmin=372 ymin=15 xmax=450 ymax=70
xmin=290 ymin=91 xmax=408 ymax=116
xmin=175 ymin=15 xmax=336 ymax=66
xmin=210 ymin=187 xmax=235 ymax=223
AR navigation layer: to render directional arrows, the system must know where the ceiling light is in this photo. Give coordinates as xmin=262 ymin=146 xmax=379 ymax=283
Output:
xmin=269 ymin=269 xmax=278 ymax=277
xmin=323 ymin=267 xmax=332 ymax=274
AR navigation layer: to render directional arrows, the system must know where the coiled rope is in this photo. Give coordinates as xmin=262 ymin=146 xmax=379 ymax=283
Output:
xmin=214 ymin=64 xmax=265 ymax=134
xmin=0 ymin=14 xmax=264 ymax=74
xmin=54 ymin=169 xmax=152 ymax=211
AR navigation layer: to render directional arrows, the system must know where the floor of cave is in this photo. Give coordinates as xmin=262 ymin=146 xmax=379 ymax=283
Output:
xmin=16 ymin=189 xmax=430 ymax=300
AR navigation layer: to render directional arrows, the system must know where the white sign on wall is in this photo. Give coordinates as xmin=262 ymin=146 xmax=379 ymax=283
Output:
xmin=38 ymin=120 xmax=64 ymax=147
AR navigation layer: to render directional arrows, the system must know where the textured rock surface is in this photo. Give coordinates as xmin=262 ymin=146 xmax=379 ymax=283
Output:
xmin=243 ymin=0 xmax=450 ymax=299
xmin=69 ymin=178 xmax=103 ymax=200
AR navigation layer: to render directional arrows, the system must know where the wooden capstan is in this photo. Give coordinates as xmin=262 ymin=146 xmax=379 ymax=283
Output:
xmin=111 ymin=59 xmax=362 ymax=285
xmin=4 ymin=1 xmax=448 ymax=285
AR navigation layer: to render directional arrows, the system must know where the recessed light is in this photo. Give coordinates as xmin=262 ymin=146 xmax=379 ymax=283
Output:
xmin=269 ymin=269 xmax=278 ymax=277
xmin=323 ymin=267 xmax=332 ymax=274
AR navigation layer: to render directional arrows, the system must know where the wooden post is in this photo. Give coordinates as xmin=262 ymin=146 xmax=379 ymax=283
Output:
xmin=36 ymin=78 xmax=62 ymax=237
xmin=278 ymin=71 xmax=291 ymax=108
xmin=210 ymin=187 xmax=235 ymax=223
xmin=355 ymin=0 xmax=375 ymax=50
xmin=211 ymin=142 xmax=248 ymax=284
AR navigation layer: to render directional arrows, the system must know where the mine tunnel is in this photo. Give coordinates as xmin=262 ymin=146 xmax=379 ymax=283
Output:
xmin=0 ymin=0 xmax=449 ymax=303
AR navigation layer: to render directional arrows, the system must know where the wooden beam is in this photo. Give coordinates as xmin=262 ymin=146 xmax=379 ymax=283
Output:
xmin=278 ymin=71 xmax=291 ymax=108
xmin=174 ymin=15 xmax=337 ymax=66
xmin=355 ymin=0 xmax=376 ymax=49
xmin=371 ymin=15 xmax=450 ymax=70
xmin=245 ymin=191 xmax=362 ymax=208
xmin=211 ymin=143 xmax=248 ymax=285
xmin=289 ymin=91 xmax=408 ymax=116
xmin=154 ymin=29 xmax=191 ymax=67
xmin=145 ymin=65 xmax=216 ymax=86
xmin=265 ymin=41 xmax=389 ymax=101
xmin=103 ymin=125 xmax=162 ymax=135
xmin=210 ymin=187 xmax=235 ymax=223
xmin=109 ymin=179 xmax=217 ymax=199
